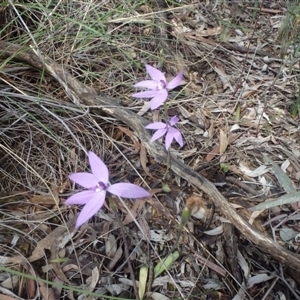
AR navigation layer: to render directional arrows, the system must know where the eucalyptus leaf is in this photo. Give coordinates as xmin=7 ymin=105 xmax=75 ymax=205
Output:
xmin=51 ymin=257 xmax=68 ymax=263
xmin=249 ymin=192 xmax=300 ymax=211
xmin=279 ymin=227 xmax=298 ymax=242
xmin=154 ymin=251 xmax=179 ymax=278
xmin=263 ymin=156 xmax=296 ymax=193
xmin=139 ymin=265 xmax=148 ymax=300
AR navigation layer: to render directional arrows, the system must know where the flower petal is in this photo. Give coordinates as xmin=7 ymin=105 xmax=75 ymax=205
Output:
xmin=134 ymin=80 xmax=158 ymax=89
xmin=166 ymin=71 xmax=183 ymax=90
xmin=150 ymin=89 xmax=168 ymax=110
xmin=65 ymin=190 xmax=98 ymax=205
xmin=150 ymin=128 xmax=167 ymax=142
xmin=88 ymin=151 xmax=109 ymax=182
xmin=145 ymin=122 xmax=166 ymax=130
xmin=132 ymin=90 xmax=158 ymax=99
xmin=169 ymin=115 xmax=179 ymax=126
xmin=169 ymin=127 xmax=183 ymax=147
xmin=75 ymin=192 xmax=106 ymax=227
xmin=165 ymin=131 xmax=174 ymax=150
xmin=108 ymin=183 xmax=150 ymax=198
xmin=69 ymin=172 xmax=98 ymax=188
xmin=146 ymin=64 xmax=166 ymax=82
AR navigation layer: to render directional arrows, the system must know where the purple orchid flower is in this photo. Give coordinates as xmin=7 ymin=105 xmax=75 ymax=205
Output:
xmin=65 ymin=151 xmax=150 ymax=228
xmin=132 ymin=64 xmax=183 ymax=110
xmin=145 ymin=116 xmax=183 ymax=150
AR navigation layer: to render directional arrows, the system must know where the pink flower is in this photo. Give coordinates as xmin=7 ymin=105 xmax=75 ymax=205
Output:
xmin=145 ymin=116 xmax=183 ymax=150
xmin=133 ymin=64 xmax=183 ymax=110
xmin=65 ymin=151 xmax=150 ymax=227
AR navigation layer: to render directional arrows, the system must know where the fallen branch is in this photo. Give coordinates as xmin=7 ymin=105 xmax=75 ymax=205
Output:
xmin=1 ymin=41 xmax=300 ymax=270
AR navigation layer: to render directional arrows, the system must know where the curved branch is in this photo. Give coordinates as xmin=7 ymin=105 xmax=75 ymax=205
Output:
xmin=1 ymin=41 xmax=300 ymax=270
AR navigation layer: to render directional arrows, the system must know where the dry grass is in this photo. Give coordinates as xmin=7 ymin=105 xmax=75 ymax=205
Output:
xmin=1 ymin=0 xmax=300 ymax=299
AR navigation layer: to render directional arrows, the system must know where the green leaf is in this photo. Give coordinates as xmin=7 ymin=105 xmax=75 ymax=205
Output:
xmin=220 ymin=163 xmax=229 ymax=173
xmin=51 ymin=257 xmax=68 ymax=263
xmin=154 ymin=251 xmax=180 ymax=278
xmin=263 ymin=156 xmax=296 ymax=193
xmin=235 ymin=105 xmax=241 ymax=122
xmin=162 ymin=182 xmax=171 ymax=193
xmin=249 ymin=192 xmax=300 ymax=211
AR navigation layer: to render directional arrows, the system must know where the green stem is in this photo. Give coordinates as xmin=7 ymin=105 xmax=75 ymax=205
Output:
xmin=0 ymin=265 xmax=130 ymax=299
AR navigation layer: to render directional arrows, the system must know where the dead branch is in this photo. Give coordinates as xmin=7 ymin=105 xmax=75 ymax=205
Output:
xmin=1 ymin=41 xmax=300 ymax=270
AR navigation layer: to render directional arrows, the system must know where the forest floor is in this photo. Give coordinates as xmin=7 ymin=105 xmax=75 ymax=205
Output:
xmin=1 ymin=0 xmax=300 ymax=299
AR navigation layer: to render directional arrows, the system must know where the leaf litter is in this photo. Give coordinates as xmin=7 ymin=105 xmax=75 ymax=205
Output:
xmin=1 ymin=0 xmax=300 ymax=299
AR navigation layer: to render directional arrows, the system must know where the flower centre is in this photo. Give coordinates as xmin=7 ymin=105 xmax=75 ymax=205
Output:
xmin=157 ymin=80 xmax=166 ymax=90
xmin=95 ymin=181 xmax=108 ymax=193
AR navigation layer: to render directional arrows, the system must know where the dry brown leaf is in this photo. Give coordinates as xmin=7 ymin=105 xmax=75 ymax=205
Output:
xmin=195 ymin=108 xmax=210 ymax=130
xmin=29 ymin=217 xmax=76 ymax=284
xmin=213 ymin=60 xmax=233 ymax=91
xmin=205 ymin=144 xmax=220 ymax=162
xmin=86 ymin=267 xmax=99 ymax=292
xmin=241 ymin=85 xmax=259 ymax=98
xmin=122 ymin=198 xmax=146 ymax=225
xmin=39 ymin=282 xmax=57 ymax=300
xmin=137 ymin=101 xmax=151 ymax=116
xmin=107 ymin=247 xmax=123 ymax=271
xmin=0 ymin=295 xmax=21 ymax=300
xmin=219 ymin=129 xmax=228 ymax=154
xmin=105 ymin=233 xmax=117 ymax=258
xmin=62 ymin=263 xmax=79 ymax=273
xmin=178 ymin=105 xmax=191 ymax=118
xmin=247 ymin=6 xmax=282 ymax=13
xmin=1 ymin=275 xmax=19 ymax=289
xmin=0 ymin=255 xmax=25 ymax=265
xmin=138 ymin=216 xmax=151 ymax=241
xmin=145 ymin=195 xmax=174 ymax=219
xmin=172 ymin=18 xmax=221 ymax=37
xmin=26 ymin=277 xmax=36 ymax=298
xmin=140 ymin=144 xmax=153 ymax=178
xmin=249 ymin=209 xmax=265 ymax=225
xmin=29 ymin=226 xmax=68 ymax=262
xmin=206 ymin=133 xmax=241 ymax=162
xmin=117 ymin=126 xmax=140 ymax=153
xmin=195 ymin=26 xmax=222 ymax=37
xmin=58 ymin=179 xmax=69 ymax=194
xmin=29 ymin=195 xmax=56 ymax=206
xmin=194 ymin=254 xmax=226 ymax=277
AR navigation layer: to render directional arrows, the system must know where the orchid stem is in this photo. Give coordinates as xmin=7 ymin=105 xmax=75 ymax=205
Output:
xmin=162 ymin=147 xmax=171 ymax=181
xmin=110 ymin=198 xmax=140 ymax=300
